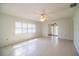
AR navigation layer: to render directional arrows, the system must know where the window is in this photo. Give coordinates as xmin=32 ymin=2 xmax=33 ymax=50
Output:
xmin=28 ymin=24 xmax=36 ymax=33
xmin=15 ymin=22 xmax=36 ymax=34
xmin=22 ymin=23 xmax=27 ymax=33
xmin=28 ymin=24 xmax=32 ymax=33
xmin=15 ymin=22 xmax=22 ymax=34
xmin=32 ymin=24 xmax=36 ymax=32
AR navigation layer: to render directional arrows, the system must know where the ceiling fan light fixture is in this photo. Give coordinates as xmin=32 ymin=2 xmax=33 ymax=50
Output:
xmin=40 ymin=9 xmax=48 ymax=22
xmin=40 ymin=13 xmax=48 ymax=22
xmin=40 ymin=18 xmax=45 ymax=22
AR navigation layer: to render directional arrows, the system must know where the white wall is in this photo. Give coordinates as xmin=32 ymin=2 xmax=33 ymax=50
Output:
xmin=0 ymin=13 xmax=42 ymax=47
xmin=42 ymin=18 xmax=73 ymax=40
xmin=73 ymin=5 xmax=79 ymax=55
xmin=0 ymin=15 xmax=2 ymax=46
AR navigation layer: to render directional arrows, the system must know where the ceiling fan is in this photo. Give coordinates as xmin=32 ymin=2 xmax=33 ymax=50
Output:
xmin=40 ymin=9 xmax=48 ymax=22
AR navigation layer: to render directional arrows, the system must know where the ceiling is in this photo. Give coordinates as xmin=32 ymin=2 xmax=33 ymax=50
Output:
xmin=0 ymin=3 xmax=75 ymax=21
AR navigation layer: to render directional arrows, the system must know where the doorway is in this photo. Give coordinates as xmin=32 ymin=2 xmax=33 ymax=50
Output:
xmin=48 ymin=23 xmax=58 ymax=37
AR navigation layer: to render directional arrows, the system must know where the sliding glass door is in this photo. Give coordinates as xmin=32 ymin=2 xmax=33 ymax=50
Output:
xmin=50 ymin=23 xmax=58 ymax=36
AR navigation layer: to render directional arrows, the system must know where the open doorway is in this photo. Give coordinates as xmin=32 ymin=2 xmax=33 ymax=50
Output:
xmin=48 ymin=23 xmax=58 ymax=37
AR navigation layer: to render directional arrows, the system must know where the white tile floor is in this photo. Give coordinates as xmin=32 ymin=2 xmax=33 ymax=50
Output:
xmin=0 ymin=37 xmax=75 ymax=56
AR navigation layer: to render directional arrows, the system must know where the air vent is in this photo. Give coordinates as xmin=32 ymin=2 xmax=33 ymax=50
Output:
xmin=70 ymin=3 xmax=77 ymax=8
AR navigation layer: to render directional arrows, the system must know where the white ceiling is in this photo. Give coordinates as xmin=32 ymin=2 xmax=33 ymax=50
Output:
xmin=0 ymin=3 xmax=75 ymax=21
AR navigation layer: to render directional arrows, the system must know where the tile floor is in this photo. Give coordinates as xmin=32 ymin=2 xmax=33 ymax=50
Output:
xmin=0 ymin=37 xmax=76 ymax=56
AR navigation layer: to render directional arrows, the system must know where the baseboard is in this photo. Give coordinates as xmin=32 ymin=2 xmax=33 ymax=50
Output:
xmin=58 ymin=38 xmax=73 ymax=40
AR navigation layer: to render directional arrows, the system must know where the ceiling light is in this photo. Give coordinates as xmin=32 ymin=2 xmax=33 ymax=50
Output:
xmin=40 ymin=10 xmax=48 ymax=22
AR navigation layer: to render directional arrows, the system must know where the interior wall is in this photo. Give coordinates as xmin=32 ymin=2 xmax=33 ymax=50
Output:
xmin=0 ymin=15 xmax=2 ymax=46
xmin=0 ymin=13 xmax=42 ymax=47
xmin=42 ymin=18 xmax=73 ymax=40
xmin=73 ymin=4 xmax=79 ymax=55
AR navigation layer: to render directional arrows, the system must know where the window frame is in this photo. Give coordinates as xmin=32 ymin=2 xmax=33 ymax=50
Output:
xmin=15 ymin=22 xmax=36 ymax=34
